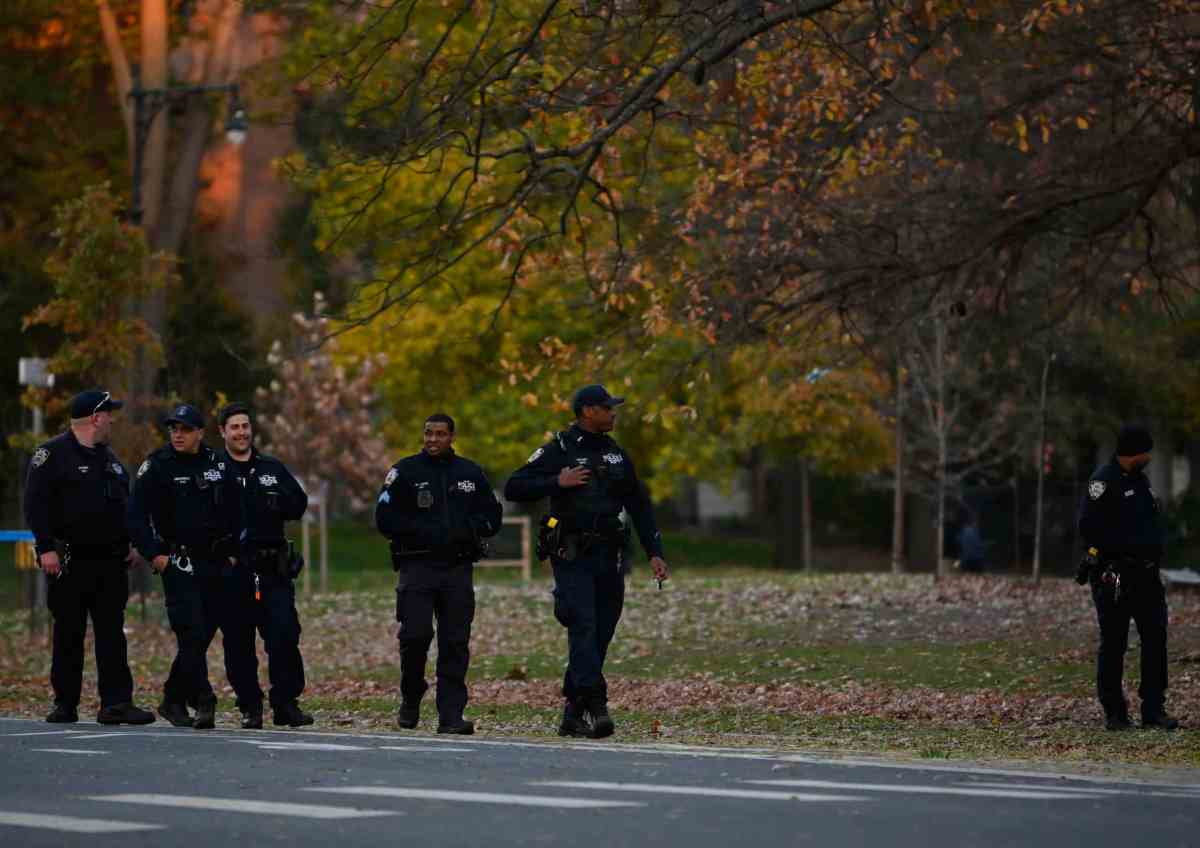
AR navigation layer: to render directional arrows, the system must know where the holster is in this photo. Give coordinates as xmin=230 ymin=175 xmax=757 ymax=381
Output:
xmin=251 ymin=544 xmax=293 ymax=578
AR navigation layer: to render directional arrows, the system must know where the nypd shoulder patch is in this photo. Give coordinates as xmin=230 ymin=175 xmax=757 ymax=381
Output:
xmin=31 ymin=448 xmax=49 ymax=468
xmin=1088 ymin=481 xmax=1106 ymax=500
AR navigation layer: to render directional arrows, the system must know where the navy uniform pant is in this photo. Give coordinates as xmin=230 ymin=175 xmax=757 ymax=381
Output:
xmin=395 ymin=562 xmax=475 ymax=723
xmin=45 ymin=559 xmax=135 ymax=709
xmin=161 ymin=565 xmax=260 ymax=710
xmin=551 ymin=544 xmax=626 ymax=702
xmin=1091 ymin=569 xmax=1168 ymax=718
xmin=226 ymin=573 xmax=305 ymax=710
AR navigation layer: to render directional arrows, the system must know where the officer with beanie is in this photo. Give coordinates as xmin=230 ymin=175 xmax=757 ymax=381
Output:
xmin=128 ymin=404 xmax=255 ymax=729
xmin=505 ymin=385 xmax=669 ymax=739
xmin=23 ymin=390 xmax=156 ymax=725
xmin=1077 ymin=423 xmax=1177 ymax=731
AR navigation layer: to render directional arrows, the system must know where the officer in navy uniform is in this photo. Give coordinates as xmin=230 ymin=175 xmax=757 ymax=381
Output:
xmin=127 ymin=404 xmax=256 ymax=729
xmin=375 ymin=413 xmax=502 ymax=735
xmin=23 ymin=390 xmax=156 ymax=725
xmin=505 ymin=385 xmax=669 ymax=739
xmin=217 ymin=402 xmax=313 ymax=729
xmin=1077 ymin=423 xmax=1178 ymax=731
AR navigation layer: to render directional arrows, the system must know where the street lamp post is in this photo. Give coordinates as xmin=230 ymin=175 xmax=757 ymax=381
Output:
xmin=127 ymin=64 xmax=247 ymax=225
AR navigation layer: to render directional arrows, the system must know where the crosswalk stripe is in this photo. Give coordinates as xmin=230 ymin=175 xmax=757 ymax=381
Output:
xmin=31 ymin=748 xmax=107 ymax=755
xmin=533 ymin=781 xmax=865 ymax=802
xmin=746 ymin=780 xmax=1103 ymax=800
xmin=87 ymin=794 xmax=398 ymax=819
xmin=0 ymin=811 xmax=162 ymax=833
xmin=308 ymin=786 xmax=644 ymax=809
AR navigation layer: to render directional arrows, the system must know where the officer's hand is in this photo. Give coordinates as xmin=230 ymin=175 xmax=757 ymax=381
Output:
xmin=151 ymin=555 xmax=170 ymax=574
xmin=39 ymin=551 xmax=61 ymax=577
xmin=650 ymin=556 xmax=670 ymax=584
xmin=557 ymin=465 xmax=591 ymax=488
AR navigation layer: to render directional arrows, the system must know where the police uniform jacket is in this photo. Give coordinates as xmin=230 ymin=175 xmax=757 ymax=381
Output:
xmin=375 ymin=449 xmax=503 ymax=566
xmin=1077 ymin=456 xmax=1164 ymax=564
xmin=127 ymin=444 xmax=239 ymax=575
xmin=23 ymin=430 xmax=131 ymax=559
xmin=504 ymin=424 xmax=664 ymax=559
xmin=219 ymin=449 xmax=308 ymax=551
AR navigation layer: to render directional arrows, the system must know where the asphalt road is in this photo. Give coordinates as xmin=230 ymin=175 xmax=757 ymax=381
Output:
xmin=1 ymin=717 xmax=1197 ymax=847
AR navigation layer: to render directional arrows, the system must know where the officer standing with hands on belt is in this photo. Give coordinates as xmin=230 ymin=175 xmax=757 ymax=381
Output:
xmin=1077 ymin=423 xmax=1178 ymax=731
xmin=217 ymin=402 xmax=313 ymax=729
xmin=128 ymin=403 xmax=256 ymax=729
xmin=24 ymin=389 xmax=156 ymax=725
xmin=505 ymin=385 xmax=669 ymax=739
xmin=376 ymin=413 xmax=503 ymax=735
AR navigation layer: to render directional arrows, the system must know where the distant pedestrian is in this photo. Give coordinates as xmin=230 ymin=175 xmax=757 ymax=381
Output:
xmin=375 ymin=413 xmax=502 ymax=735
xmin=505 ymin=385 xmax=669 ymax=739
xmin=24 ymin=389 xmax=155 ymax=725
xmin=1076 ymin=423 xmax=1177 ymax=731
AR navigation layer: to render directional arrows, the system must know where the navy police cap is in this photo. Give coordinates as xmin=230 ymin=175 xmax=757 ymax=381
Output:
xmin=164 ymin=404 xmax=205 ymax=429
xmin=69 ymin=389 xmax=123 ymax=419
xmin=572 ymin=384 xmax=625 ymax=415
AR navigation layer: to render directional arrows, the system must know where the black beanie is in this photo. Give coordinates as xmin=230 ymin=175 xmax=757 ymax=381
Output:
xmin=1115 ymin=424 xmax=1153 ymax=457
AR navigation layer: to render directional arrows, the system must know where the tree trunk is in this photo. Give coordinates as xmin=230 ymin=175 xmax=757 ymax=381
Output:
xmin=800 ymin=457 xmax=813 ymax=571
xmin=891 ymin=357 xmax=906 ymax=574
xmin=1032 ymin=351 xmax=1052 ymax=582
xmin=935 ymin=316 xmax=948 ymax=579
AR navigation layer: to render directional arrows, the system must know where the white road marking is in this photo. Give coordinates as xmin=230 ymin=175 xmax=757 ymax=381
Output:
xmin=68 ymin=733 xmax=130 ymax=740
xmin=88 ymin=794 xmax=398 ymax=819
xmin=8 ymin=730 xmax=83 ymax=737
xmin=0 ymin=811 xmax=162 ymax=833
xmin=246 ymin=741 xmax=368 ymax=751
xmin=308 ymin=786 xmax=644 ymax=809
xmin=378 ymin=746 xmax=474 ymax=753
xmin=746 ymin=779 xmax=1103 ymax=800
xmin=534 ymin=781 xmax=865 ymax=802
xmin=963 ymin=781 xmax=1200 ymax=799
xmin=31 ymin=748 xmax=107 ymax=755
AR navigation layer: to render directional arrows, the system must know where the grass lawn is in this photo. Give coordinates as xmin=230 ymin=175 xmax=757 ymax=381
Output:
xmin=2 ymin=524 xmax=1199 ymax=773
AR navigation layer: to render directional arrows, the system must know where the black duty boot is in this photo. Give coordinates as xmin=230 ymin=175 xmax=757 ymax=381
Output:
xmin=157 ymin=700 xmax=194 ymax=728
xmin=558 ymin=698 xmax=593 ymax=738
xmin=585 ymin=696 xmax=615 ymax=739
xmin=273 ymin=701 xmax=315 ymax=728
xmin=1104 ymin=711 xmax=1133 ymax=731
xmin=396 ymin=701 xmax=421 ymax=730
xmin=193 ymin=700 xmax=216 ymax=730
xmin=437 ymin=718 xmax=475 ymax=735
xmin=45 ymin=704 xmax=79 ymax=724
xmin=98 ymin=702 xmax=156 ymax=726
xmin=1142 ymin=710 xmax=1179 ymax=731
xmin=240 ymin=705 xmax=264 ymax=730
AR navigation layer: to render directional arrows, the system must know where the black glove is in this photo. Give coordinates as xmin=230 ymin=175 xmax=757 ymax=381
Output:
xmin=1075 ymin=546 xmax=1100 ymax=585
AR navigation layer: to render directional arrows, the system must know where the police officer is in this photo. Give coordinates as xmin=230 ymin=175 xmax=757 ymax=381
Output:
xmin=24 ymin=390 xmax=156 ymax=725
xmin=217 ymin=402 xmax=313 ymax=729
xmin=375 ymin=413 xmax=502 ymax=735
xmin=1077 ymin=423 xmax=1178 ymax=731
xmin=505 ymin=385 xmax=669 ymax=739
xmin=128 ymin=404 xmax=256 ymax=729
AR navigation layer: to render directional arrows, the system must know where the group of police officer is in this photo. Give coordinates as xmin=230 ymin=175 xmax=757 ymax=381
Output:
xmin=26 ymin=392 xmax=312 ymax=729
xmin=26 ymin=385 xmax=1179 ymax=737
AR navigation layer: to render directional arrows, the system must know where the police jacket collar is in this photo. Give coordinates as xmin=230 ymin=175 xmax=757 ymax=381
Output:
xmin=566 ymin=423 xmax=610 ymax=446
xmin=419 ymin=448 xmax=456 ymax=465
xmin=66 ymin=428 xmax=105 ymax=455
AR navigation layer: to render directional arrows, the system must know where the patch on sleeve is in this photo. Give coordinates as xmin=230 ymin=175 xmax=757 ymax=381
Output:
xmin=527 ymin=447 xmax=544 ymax=463
xmin=31 ymin=447 xmax=49 ymax=468
xmin=137 ymin=460 xmax=151 ymax=478
xmin=378 ymin=490 xmax=391 ymax=504
xmin=1088 ymin=481 xmax=1106 ymax=500
xmin=384 ymin=468 xmax=398 ymax=487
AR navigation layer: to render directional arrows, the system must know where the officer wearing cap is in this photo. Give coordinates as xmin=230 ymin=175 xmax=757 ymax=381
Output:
xmin=217 ymin=402 xmax=313 ymax=729
xmin=375 ymin=413 xmax=503 ymax=735
xmin=23 ymin=390 xmax=156 ymax=725
xmin=505 ymin=385 xmax=669 ymax=739
xmin=127 ymin=403 xmax=256 ymax=729
xmin=1077 ymin=423 xmax=1177 ymax=731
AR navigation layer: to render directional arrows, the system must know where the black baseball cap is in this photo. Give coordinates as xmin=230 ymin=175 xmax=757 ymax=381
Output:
xmin=69 ymin=389 xmax=124 ymax=419
xmin=572 ymin=384 xmax=625 ymax=415
xmin=164 ymin=403 xmax=205 ymax=429
xmin=1116 ymin=424 xmax=1153 ymax=457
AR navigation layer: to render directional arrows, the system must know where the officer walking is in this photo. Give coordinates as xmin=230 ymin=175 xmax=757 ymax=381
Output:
xmin=24 ymin=389 xmax=156 ymax=725
xmin=128 ymin=404 xmax=256 ymax=729
xmin=1077 ymin=423 xmax=1178 ymax=731
xmin=217 ymin=402 xmax=313 ymax=729
xmin=505 ymin=385 xmax=669 ymax=739
xmin=375 ymin=413 xmax=502 ymax=735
